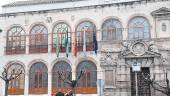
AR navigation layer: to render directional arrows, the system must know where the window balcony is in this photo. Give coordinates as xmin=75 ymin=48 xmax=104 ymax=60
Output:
xmin=76 ymin=42 xmax=93 ymax=51
xmin=29 ymin=45 xmax=48 ymax=53
xmin=51 ymin=44 xmax=72 ymax=53
xmin=5 ymin=46 xmax=25 ymax=55
xmin=8 ymin=88 xmax=24 ymax=95
xmin=29 ymin=88 xmax=48 ymax=94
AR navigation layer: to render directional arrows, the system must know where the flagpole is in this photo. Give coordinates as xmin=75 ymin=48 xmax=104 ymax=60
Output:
xmin=83 ymin=27 xmax=86 ymax=56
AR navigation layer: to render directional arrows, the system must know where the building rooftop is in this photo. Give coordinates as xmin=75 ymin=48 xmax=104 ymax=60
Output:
xmin=2 ymin=0 xmax=85 ymax=7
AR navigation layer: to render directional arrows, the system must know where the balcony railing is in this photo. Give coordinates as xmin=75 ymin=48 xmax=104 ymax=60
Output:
xmin=76 ymin=42 xmax=93 ymax=51
xmin=29 ymin=88 xmax=48 ymax=94
xmin=51 ymin=44 xmax=72 ymax=53
xmin=8 ymin=88 xmax=24 ymax=95
xmin=29 ymin=45 xmax=48 ymax=53
xmin=5 ymin=46 xmax=25 ymax=55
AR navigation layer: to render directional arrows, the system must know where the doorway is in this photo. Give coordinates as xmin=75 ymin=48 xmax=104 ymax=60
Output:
xmin=130 ymin=67 xmax=151 ymax=96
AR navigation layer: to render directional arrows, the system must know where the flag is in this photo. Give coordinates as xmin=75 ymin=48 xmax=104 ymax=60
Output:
xmin=74 ymin=35 xmax=78 ymax=56
xmin=65 ymin=28 xmax=69 ymax=57
xmin=55 ymin=35 xmax=60 ymax=57
xmin=93 ymin=32 xmax=98 ymax=54
xmin=83 ymin=28 xmax=86 ymax=56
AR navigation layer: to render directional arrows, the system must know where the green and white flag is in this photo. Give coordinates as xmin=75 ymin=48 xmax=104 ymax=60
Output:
xmin=65 ymin=27 xmax=69 ymax=57
xmin=54 ymin=34 xmax=60 ymax=57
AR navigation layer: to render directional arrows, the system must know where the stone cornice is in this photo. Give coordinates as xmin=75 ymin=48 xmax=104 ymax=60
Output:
xmin=2 ymin=0 xmax=85 ymax=7
xmin=1 ymin=0 xmax=168 ymax=16
xmin=0 ymin=1 xmax=139 ymax=17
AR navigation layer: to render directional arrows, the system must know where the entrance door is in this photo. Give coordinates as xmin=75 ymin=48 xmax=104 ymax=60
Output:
xmin=131 ymin=67 xmax=151 ymax=96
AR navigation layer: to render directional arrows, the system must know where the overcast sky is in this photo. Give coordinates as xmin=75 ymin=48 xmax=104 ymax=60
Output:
xmin=0 ymin=0 xmax=26 ymax=12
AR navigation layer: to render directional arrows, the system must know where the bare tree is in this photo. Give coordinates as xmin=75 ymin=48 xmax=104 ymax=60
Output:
xmin=0 ymin=68 xmax=22 ymax=96
xmin=143 ymin=72 xmax=170 ymax=96
xmin=58 ymin=70 xmax=84 ymax=96
xmin=142 ymin=56 xmax=170 ymax=96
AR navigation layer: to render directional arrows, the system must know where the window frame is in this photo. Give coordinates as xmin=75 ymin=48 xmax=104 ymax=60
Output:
xmin=128 ymin=16 xmax=151 ymax=40
xmin=52 ymin=61 xmax=72 ymax=94
xmin=7 ymin=63 xmax=25 ymax=95
xmin=52 ymin=22 xmax=72 ymax=53
xmin=29 ymin=24 xmax=48 ymax=53
xmin=102 ymin=18 xmax=123 ymax=41
xmin=29 ymin=62 xmax=48 ymax=94
xmin=6 ymin=26 xmax=26 ymax=55
xmin=75 ymin=21 xmax=97 ymax=51
xmin=76 ymin=60 xmax=97 ymax=94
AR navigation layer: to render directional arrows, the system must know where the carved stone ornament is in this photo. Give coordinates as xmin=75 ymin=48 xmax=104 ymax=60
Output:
xmin=131 ymin=42 xmax=146 ymax=56
xmin=119 ymin=40 xmax=161 ymax=58
xmin=148 ymin=41 xmax=159 ymax=53
xmin=100 ymin=51 xmax=117 ymax=67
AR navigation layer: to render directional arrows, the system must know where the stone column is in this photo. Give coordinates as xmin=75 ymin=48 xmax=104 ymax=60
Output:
xmin=48 ymin=32 xmax=52 ymax=53
xmin=26 ymin=33 xmax=29 ymax=54
xmin=48 ymin=71 xmax=52 ymax=96
xmin=24 ymin=72 xmax=29 ymax=96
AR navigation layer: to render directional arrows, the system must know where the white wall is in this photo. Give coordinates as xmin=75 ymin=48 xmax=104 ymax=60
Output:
xmin=0 ymin=0 xmax=170 ymax=96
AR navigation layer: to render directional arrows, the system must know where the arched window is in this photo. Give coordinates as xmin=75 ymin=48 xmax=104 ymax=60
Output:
xmin=7 ymin=63 xmax=25 ymax=95
xmin=76 ymin=61 xmax=97 ymax=94
xmin=76 ymin=21 xmax=96 ymax=51
xmin=52 ymin=61 xmax=72 ymax=94
xmin=6 ymin=26 xmax=25 ymax=55
xmin=29 ymin=62 xmax=48 ymax=94
xmin=102 ymin=18 xmax=123 ymax=40
xmin=128 ymin=16 xmax=150 ymax=39
xmin=52 ymin=23 xmax=72 ymax=53
xmin=29 ymin=24 xmax=48 ymax=53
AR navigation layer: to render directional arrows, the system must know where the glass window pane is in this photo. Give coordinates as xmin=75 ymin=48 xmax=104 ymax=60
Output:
xmin=102 ymin=19 xmax=123 ymax=40
xmin=7 ymin=63 xmax=25 ymax=89
xmin=128 ymin=17 xmax=150 ymax=39
xmin=29 ymin=63 xmax=48 ymax=88
xmin=52 ymin=61 xmax=72 ymax=88
xmin=30 ymin=24 xmax=48 ymax=47
xmin=76 ymin=61 xmax=97 ymax=87
xmin=7 ymin=26 xmax=25 ymax=48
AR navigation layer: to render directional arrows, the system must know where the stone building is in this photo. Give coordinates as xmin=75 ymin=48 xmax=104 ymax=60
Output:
xmin=0 ymin=0 xmax=170 ymax=96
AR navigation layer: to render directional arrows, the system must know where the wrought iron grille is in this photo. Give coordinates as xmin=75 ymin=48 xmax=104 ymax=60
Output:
xmin=131 ymin=67 xmax=151 ymax=96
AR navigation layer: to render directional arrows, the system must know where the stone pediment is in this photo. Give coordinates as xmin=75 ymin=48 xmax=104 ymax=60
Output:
xmin=121 ymin=50 xmax=161 ymax=58
xmin=119 ymin=40 xmax=161 ymax=58
xmin=151 ymin=7 xmax=170 ymax=17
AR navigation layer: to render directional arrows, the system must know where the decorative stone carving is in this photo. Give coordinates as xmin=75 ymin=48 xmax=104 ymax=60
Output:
xmin=148 ymin=41 xmax=159 ymax=53
xmin=131 ymin=42 xmax=146 ymax=56
xmin=120 ymin=41 xmax=131 ymax=56
xmin=119 ymin=40 xmax=161 ymax=58
xmin=100 ymin=51 xmax=118 ymax=67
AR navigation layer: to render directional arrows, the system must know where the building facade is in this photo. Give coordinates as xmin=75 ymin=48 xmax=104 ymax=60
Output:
xmin=0 ymin=0 xmax=170 ymax=96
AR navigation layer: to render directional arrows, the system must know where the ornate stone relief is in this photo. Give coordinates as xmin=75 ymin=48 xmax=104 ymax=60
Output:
xmin=100 ymin=51 xmax=118 ymax=67
xmin=119 ymin=40 xmax=161 ymax=58
xmin=131 ymin=42 xmax=146 ymax=56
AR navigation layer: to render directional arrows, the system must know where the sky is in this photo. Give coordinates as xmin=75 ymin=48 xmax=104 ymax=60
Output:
xmin=0 ymin=0 xmax=26 ymax=12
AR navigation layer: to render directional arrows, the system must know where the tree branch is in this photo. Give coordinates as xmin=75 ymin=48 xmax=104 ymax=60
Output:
xmin=0 ymin=75 xmax=5 ymax=81
xmin=151 ymin=83 xmax=168 ymax=95
xmin=58 ymin=71 xmax=72 ymax=84
xmin=9 ymin=70 xmax=22 ymax=81
xmin=76 ymin=70 xmax=84 ymax=81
